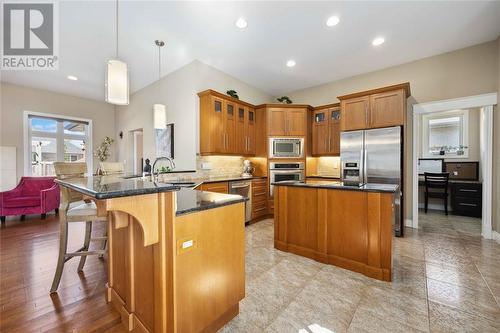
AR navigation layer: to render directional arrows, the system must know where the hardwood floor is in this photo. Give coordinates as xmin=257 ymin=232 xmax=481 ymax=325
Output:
xmin=0 ymin=214 xmax=125 ymax=333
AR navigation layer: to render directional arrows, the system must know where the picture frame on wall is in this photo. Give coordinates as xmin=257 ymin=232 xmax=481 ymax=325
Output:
xmin=155 ymin=123 xmax=174 ymax=158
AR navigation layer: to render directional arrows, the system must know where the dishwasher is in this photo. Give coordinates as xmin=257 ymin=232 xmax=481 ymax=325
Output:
xmin=229 ymin=180 xmax=252 ymax=223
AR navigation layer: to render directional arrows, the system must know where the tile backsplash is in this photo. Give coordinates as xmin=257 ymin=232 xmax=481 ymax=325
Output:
xmin=157 ymin=155 xmax=244 ymax=181
xmin=316 ymin=156 xmax=341 ymax=178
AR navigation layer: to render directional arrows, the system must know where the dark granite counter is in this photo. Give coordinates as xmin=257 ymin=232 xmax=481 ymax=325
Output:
xmin=272 ymin=180 xmax=399 ymax=193
xmin=175 ymin=188 xmax=247 ymax=216
xmin=55 ymin=176 xmax=247 ymax=215
xmin=306 ymin=175 xmax=341 ymax=180
xmin=55 ymin=176 xmax=181 ymax=199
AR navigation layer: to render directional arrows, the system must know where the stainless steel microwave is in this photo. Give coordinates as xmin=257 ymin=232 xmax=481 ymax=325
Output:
xmin=269 ymin=138 xmax=304 ymax=158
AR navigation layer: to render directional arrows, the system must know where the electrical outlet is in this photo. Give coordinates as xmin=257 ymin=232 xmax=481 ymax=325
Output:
xmin=201 ymin=162 xmax=212 ymax=170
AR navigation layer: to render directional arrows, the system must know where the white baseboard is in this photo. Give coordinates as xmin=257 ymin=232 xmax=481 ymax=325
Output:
xmin=404 ymin=219 xmax=415 ymax=228
xmin=492 ymin=231 xmax=500 ymax=244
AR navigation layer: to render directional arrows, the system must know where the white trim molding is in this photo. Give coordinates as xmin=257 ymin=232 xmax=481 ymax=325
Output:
xmin=492 ymin=231 xmax=500 ymax=244
xmin=412 ymin=92 xmax=497 ymax=237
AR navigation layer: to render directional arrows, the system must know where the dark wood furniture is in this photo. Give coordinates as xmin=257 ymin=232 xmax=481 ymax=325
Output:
xmin=424 ymin=172 xmax=450 ymax=215
xmin=444 ymin=161 xmax=479 ymax=181
xmin=450 ymin=182 xmax=482 ymax=218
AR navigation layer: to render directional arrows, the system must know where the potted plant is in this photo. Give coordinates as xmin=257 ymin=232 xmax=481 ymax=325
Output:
xmin=226 ymin=90 xmax=239 ymax=99
xmin=94 ymin=136 xmax=114 ymax=175
xmin=277 ymin=96 xmax=292 ymax=104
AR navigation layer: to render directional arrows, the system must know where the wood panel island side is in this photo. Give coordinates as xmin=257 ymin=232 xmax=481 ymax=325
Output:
xmin=273 ymin=180 xmax=398 ymax=281
xmin=56 ymin=176 xmax=246 ymax=333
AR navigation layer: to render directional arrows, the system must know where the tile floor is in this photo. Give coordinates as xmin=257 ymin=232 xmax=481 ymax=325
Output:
xmin=219 ymin=211 xmax=500 ymax=333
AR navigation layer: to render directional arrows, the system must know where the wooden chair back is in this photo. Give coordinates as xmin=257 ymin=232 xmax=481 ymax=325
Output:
xmin=424 ymin=172 xmax=449 ymax=195
xmin=100 ymin=162 xmax=124 ymax=175
xmin=53 ymin=162 xmax=87 ymax=205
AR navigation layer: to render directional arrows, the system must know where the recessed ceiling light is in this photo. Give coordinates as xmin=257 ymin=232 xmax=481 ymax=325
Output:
xmin=286 ymin=60 xmax=296 ymax=67
xmin=372 ymin=37 xmax=385 ymax=46
xmin=326 ymin=16 xmax=340 ymax=27
xmin=67 ymin=75 xmax=78 ymax=81
xmin=235 ymin=17 xmax=247 ymax=29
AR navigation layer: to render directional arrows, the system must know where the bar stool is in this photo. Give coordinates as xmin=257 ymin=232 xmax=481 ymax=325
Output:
xmin=50 ymin=162 xmax=108 ymax=293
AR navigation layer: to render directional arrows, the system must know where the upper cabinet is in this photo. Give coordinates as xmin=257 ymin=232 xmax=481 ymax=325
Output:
xmin=267 ymin=107 xmax=307 ymax=136
xmin=339 ymin=83 xmax=410 ymax=131
xmin=312 ymin=104 xmax=341 ymax=156
xmin=198 ymin=90 xmax=256 ymax=156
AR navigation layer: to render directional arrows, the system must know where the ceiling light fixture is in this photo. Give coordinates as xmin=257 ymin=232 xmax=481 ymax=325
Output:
xmin=286 ymin=60 xmax=296 ymax=67
xmin=105 ymin=0 xmax=129 ymax=105
xmin=235 ymin=17 xmax=248 ymax=29
xmin=153 ymin=40 xmax=167 ymax=130
xmin=67 ymin=75 xmax=78 ymax=81
xmin=372 ymin=37 xmax=385 ymax=46
xmin=326 ymin=16 xmax=340 ymax=27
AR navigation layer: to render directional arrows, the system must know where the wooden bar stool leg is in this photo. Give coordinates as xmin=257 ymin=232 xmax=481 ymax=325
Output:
xmin=77 ymin=221 xmax=93 ymax=272
xmin=99 ymin=227 xmax=107 ymax=259
xmin=50 ymin=214 xmax=69 ymax=293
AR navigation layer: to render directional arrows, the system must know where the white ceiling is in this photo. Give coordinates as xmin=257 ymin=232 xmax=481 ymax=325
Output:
xmin=2 ymin=1 xmax=500 ymax=101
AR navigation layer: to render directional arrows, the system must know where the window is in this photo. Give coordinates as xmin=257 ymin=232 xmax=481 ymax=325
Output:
xmin=25 ymin=113 xmax=92 ymax=176
xmin=421 ymin=109 xmax=469 ymax=158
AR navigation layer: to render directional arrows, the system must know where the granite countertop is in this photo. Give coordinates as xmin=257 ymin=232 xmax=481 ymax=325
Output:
xmin=307 ymin=175 xmax=341 ymax=179
xmin=272 ymin=180 xmax=399 ymax=193
xmin=55 ymin=175 xmax=248 ymax=215
xmin=190 ymin=175 xmax=267 ymax=183
xmin=175 ymin=188 xmax=247 ymax=216
xmin=55 ymin=175 xmax=181 ymax=199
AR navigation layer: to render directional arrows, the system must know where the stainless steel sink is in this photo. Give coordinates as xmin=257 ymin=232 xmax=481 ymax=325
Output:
xmin=163 ymin=182 xmax=197 ymax=188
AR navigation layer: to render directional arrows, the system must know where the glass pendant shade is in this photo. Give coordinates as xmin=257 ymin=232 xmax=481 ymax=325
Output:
xmin=153 ymin=104 xmax=167 ymax=129
xmin=105 ymin=59 xmax=129 ymax=105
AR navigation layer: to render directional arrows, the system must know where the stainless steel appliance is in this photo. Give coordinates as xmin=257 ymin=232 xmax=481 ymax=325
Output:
xmin=269 ymin=138 xmax=304 ymax=158
xmin=229 ymin=180 xmax=252 ymax=223
xmin=340 ymin=126 xmax=403 ymax=236
xmin=269 ymin=161 xmax=305 ymax=196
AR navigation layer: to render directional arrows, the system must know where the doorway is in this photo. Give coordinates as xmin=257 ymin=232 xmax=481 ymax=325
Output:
xmin=412 ymin=93 xmax=497 ymax=239
xmin=132 ymin=129 xmax=143 ymax=175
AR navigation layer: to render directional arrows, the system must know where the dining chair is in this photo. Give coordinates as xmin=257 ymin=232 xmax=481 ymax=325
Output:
xmin=424 ymin=172 xmax=450 ymax=215
xmin=50 ymin=162 xmax=108 ymax=293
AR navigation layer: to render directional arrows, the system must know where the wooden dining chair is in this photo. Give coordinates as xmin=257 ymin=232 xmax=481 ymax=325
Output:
xmin=50 ymin=162 xmax=108 ymax=293
xmin=424 ymin=172 xmax=450 ymax=215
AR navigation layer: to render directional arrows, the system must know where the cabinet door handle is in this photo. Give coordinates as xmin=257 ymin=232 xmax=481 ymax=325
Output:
xmin=459 ymin=189 xmax=477 ymax=192
xmin=459 ymin=203 xmax=477 ymax=207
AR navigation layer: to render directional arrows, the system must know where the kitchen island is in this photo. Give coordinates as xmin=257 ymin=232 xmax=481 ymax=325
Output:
xmin=273 ymin=180 xmax=398 ymax=281
xmin=56 ymin=176 xmax=246 ymax=333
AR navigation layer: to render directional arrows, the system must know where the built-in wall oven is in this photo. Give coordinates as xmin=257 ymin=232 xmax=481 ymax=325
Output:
xmin=269 ymin=138 xmax=304 ymax=158
xmin=269 ymin=161 xmax=305 ymax=196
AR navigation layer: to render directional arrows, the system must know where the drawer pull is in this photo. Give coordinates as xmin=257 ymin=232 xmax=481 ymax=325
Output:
xmin=459 ymin=203 xmax=477 ymax=207
xmin=459 ymin=189 xmax=478 ymax=192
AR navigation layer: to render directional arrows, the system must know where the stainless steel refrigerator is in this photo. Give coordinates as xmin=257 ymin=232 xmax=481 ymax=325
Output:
xmin=340 ymin=126 xmax=403 ymax=236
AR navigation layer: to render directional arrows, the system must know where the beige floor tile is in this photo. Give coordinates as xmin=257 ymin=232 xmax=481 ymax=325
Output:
xmin=265 ymin=299 xmax=352 ymax=333
xmin=347 ymin=307 xmax=428 ymax=333
xmin=427 ymin=278 xmax=500 ymax=322
xmin=425 ymin=261 xmax=488 ymax=291
xmin=355 ymin=285 xmax=429 ymax=332
xmin=429 ymin=301 xmax=500 ymax=332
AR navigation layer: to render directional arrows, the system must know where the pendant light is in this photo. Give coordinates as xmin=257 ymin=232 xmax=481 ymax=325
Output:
xmin=105 ymin=0 xmax=129 ymax=105
xmin=153 ymin=40 xmax=166 ymax=129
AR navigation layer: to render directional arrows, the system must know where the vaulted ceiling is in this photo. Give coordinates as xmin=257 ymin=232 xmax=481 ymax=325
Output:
xmin=2 ymin=1 xmax=500 ymax=101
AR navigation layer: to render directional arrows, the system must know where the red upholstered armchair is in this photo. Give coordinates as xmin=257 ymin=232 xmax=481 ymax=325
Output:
xmin=0 ymin=177 xmax=60 ymax=224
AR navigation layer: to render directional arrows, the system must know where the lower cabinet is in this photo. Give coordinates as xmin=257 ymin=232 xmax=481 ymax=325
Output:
xmin=251 ymin=178 xmax=268 ymax=220
xmin=450 ymin=182 xmax=482 ymax=218
xmin=198 ymin=181 xmax=228 ymax=194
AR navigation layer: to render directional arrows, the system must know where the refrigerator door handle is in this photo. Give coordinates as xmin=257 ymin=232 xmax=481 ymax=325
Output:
xmin=364 ymin=149 xmax=368 ymax=184
xmin=359 ymin=149 xmax=364 ymax=184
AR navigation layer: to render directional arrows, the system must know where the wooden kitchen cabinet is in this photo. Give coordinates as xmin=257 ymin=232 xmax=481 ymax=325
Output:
xmin=267 ymin=107 xmax=307 ymax=136
xmin=312 ymin=104 xmax=341 ymax=156
xmin=199 ymin=90 xmax=256 ymax=156
xmin=199 ymin=181 xmax=229 ymax=194
xmin=338 ymin=83 xmax=410 ymax=131
xmin=340 ymin=96 xmax=369 ymax=131
xmin=251 ymin=178 xmax=268 ymax=220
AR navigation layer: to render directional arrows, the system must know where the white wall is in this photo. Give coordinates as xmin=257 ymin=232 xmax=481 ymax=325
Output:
xmin=115 ymin=60 xmax=273 ymax=172
xmin=0 ymin=83 xmax=116 ymax=181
